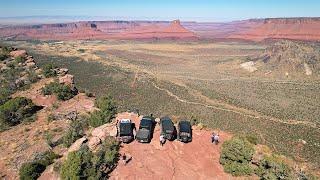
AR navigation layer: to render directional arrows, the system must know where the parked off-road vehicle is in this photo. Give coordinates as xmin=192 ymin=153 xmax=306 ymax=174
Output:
xmin=136 ymin=116 xmax=155 ymax=143
xmin=118 ymin=119 xmax=135 ymax=143
xmin=160 ymin=117 xmax=176 ymax=141
xmin=177 ymin=120 xmax=192 ymax=143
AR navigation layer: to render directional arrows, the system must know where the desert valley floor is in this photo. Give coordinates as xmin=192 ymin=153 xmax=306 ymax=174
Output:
xmin=2 ymin=39 xmax=320 ymax=172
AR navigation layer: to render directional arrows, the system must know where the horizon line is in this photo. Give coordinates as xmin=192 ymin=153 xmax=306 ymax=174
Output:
xmin=1 ymin=15 xmax=320 ymax=26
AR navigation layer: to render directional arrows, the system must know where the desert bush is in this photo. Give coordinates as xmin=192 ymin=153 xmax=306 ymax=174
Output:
xmin=6 ymin=62 xmax=16 ymax=69
xmin=190 ymin=116 xmax=199 ymax=126
xmin=19 ymin=161 xmax=46 ymax=180
xmin=19 ymin=151 xmax=59 ymax=180
xmin=62 ymin=118 xmax=88 ymax=147
xmin=237 ymin=134 xmax=260 ymax=145
xmin=85 ymin=91 xmax=94 ymax=97
xmin=0 ymin=54 xmax=8 ymax=61
xmin=1 ymin=46 xmax=12 ymax=55
xmin=43 ymin=63 xmax=57 ymax=77
xmin=44 ymin=131 xmax=54 ymax=147
xmin=42 ymin=82 xmax=77 ymax=101
xmin=0 ymin=97 xmax=38 ymax=131
xmin=89 ymin=95 xmax=117 ymax=127
xmin=77 ymin=49 xmax=85 ymax=53
xmin=0 ymin=87 xmax=11 ymax=106
xmin=60 ymin=138 xmax=119 ymax=179
xmin=255 ymin=155 xmax=293 ymax=180
xmin=15 ymin=56 xmax=25 ymax=63
xmin=220 ymin=137 xmax=255 ymax=176
xmin=27 ymin=70 xmax=39 ymax=83
xmin=244 ymin=134 xmax=260 ymax=145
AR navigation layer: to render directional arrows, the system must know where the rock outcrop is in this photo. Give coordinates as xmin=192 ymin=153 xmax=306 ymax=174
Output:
xmin=0 ymin=20 xmax=197 ymax=40
xmin=88 ymin=122 xmax=118 ymax=150
xmin=247 ymin=40 xmax=320 ymax=75
xmin=59 ymin=74 xmax=74 ymax=86
xmin=9 ymin=50 xmax=26 ymax=58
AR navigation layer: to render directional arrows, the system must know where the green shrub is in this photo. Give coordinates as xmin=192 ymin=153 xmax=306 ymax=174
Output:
xmin=44 ymin=131 xmax=54 ymax=147
xmin=19 ymin=161 xmax=46 ymax=180
xmin=77 ymin=49 xmax=85 ymax=53
xmin=244 ymin=134 xmax=260 ymax=145
xmin=60 ymin=150 xmax=83 ymax=180
xmin=15 ymin=56 xmax=25 ymax=63
xmin=89 ymin=95 xmax=117 ymax=127
xmin=222 ymin=161 xmax=254 ymax=176
xmin=42 ymin=82 xmax=77 ymax=101
xmin=27 ymin=70 xmax=39 ymax=83
xmin=19 ymin=151 xmax=59 ymax=180
xmin=85 ymin=91 xmax=94 ymax=97
xmin=62 ymin=118 xmax=87 ymax=147
xmin=237 ymin=134 xmax=260 ymax=145
xmin=0 ymin=97 xmax=38 ymax=131
xmin=1 ymin=46 xmax=12 ymax=55
xmin=0 ymin=87 xmax=11 ymax=106
xmin=220 ymin=137 xmax=255 ymax=176
xmin=256 ymin=155 xmax=293 ymax=180
xmin=34 ymin=151 xmax=60 ymax=166
xmin=7 ymin=62 xmax=16 ymax=69
xmin=60 ymin=138 xmax=119 ymax=179
xmin=43 ymin=63 xmax=57 ymax=78
xmin=0 ymin=54 xmax=8 ymax=61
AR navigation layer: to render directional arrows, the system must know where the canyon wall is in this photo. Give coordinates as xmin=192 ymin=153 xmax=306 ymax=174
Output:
xmin=1 ymin=18 xmax=320 ymax=41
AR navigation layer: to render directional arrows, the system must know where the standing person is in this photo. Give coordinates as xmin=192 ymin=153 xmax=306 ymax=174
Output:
xmin=214 ymin=134 xmax=220 ymax=145
xmin=211 ymin=132 xmax=215 ymax=143
xmin=160 ymin=134 xmax=165 ymax=146
xmin=122 ymin=153 xmax=127 ymax=165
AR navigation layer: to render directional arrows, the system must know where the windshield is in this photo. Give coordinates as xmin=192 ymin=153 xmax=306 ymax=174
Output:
xmin=120 ymin=123 xmax=132 ymax=135
xmin=162 ymin=119 xmax=174 ymax=131
xmin=140 ymin=119 xmax=152 ymax=128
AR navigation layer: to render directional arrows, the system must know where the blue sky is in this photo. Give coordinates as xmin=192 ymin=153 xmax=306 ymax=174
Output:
xmin=1 ymin=0 xmax=320 ymax=22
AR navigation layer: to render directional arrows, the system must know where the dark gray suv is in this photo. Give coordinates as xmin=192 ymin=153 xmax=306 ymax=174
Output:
xmin=160 ymin=117 xmax=176 ymax=140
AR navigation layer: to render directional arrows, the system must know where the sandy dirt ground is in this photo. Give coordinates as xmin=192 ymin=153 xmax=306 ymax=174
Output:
xmin=110 ymin=112 xmax=235 ymax=180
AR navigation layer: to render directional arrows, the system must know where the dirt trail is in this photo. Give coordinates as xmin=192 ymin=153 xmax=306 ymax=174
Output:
xmin=150 ymin=81 xmax=318 ymax=129
xmin=93 ymin=53 xmax=318 ymax=129
xmin=110 ymin=112 xmax=234 ymax=180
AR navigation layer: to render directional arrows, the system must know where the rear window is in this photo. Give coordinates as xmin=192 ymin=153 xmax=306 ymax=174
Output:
xmin=140 ymin=119 xmax=152 ymax=128
xmin=179 ymin=122 xmax=190 ymax=132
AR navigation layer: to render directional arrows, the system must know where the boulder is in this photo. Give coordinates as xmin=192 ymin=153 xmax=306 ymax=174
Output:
xmin=240 ymin=61 xmax=257 ymax=72
xmin=88 ymin=136 xmax=101 ymax=150
xmin=25 ymin=58 xmax=34 ymax=63
xmin=26 ymin=62 xmax=36 ymax=68
xmin=67 ymin=137 xmax=87 ymax=153
xmin=59 ymin=74 xmax=74 ymax=86
xmin=10 ymin=50 xmax=27 ymax=58
xmin=57 ymin=68 xmax=69 ymax=76
xmin=91 ymin=122 xmax=118 ymax=141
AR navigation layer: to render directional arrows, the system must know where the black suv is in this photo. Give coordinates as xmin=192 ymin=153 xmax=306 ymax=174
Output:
xmin=118 ymin=119 xmax=135 ymax=143
xmin=136 ymin=116 xmax=155 ymax=143
xmin=177 ymin=120 xmax=192 ymax=143
xmin=160 ymin=117 xmax=176 ymax=140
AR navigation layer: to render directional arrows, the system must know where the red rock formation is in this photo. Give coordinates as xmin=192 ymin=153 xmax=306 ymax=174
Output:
xmin=183 ymin=18 xmax=320 ymax=42
xmin=1 ymin=18 xmax=320 ymax=41
xmin=0 ymin=20 xmax=197 ymax=40
xmin=228 ymin=18 xmax=320 ymax=41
